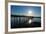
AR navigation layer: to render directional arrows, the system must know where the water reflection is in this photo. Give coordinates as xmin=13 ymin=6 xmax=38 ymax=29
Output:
xmin=28 ymin=19 xmax=32 ymax=24
xmin=11 ymin=17 xmax=41 ymax=28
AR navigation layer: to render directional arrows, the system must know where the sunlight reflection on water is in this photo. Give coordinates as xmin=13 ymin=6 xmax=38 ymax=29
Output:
xmin=11 ymin=17 xmax=41 ymax=28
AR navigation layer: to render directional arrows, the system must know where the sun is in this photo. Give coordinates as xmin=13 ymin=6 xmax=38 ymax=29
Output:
xmin=27 ymin=10 xmax=33 ymax=16
xmin=28 ymin=11 xmax=32 ymax=14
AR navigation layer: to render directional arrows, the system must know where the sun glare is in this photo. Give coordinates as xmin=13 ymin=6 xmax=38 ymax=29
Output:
xmin=27 ymin=10 xmax=33 ymax=16
xmin=28 ymin=11 xmax=32 ymax=14
xmin=28 ymin=19 xmax=32 ymax=24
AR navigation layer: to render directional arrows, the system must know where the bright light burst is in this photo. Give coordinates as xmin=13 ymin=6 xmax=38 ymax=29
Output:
xmin=27 ymin=10 xmax=33 ymax=16
xmin=28 ymin=11 xmax=32 ymax=14
xmin=28 ymin=19 xmax=32 ymax=24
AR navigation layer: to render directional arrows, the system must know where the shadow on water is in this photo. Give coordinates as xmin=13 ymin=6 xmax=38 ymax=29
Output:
xmin=11 ymin=15 xmax=41 ymax=28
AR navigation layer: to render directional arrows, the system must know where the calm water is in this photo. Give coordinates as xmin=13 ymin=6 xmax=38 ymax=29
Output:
xmin=11 ymin=17 xmax=41 ymax=28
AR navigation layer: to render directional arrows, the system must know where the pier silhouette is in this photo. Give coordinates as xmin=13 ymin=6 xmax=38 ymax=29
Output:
xmin=11 ymin=15 xmax=41 ymax=28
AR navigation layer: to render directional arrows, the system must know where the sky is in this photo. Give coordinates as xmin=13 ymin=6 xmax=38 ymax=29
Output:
xmin=11 ymin=5 xmax=41 ymax=17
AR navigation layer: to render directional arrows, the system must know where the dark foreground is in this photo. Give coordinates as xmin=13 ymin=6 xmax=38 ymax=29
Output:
xmin=11 ymin=15 xmax=41 ymax=28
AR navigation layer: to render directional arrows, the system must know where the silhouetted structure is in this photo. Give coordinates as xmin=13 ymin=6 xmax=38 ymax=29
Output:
xmin=11 ymin=15 xmax=41 ymax=28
